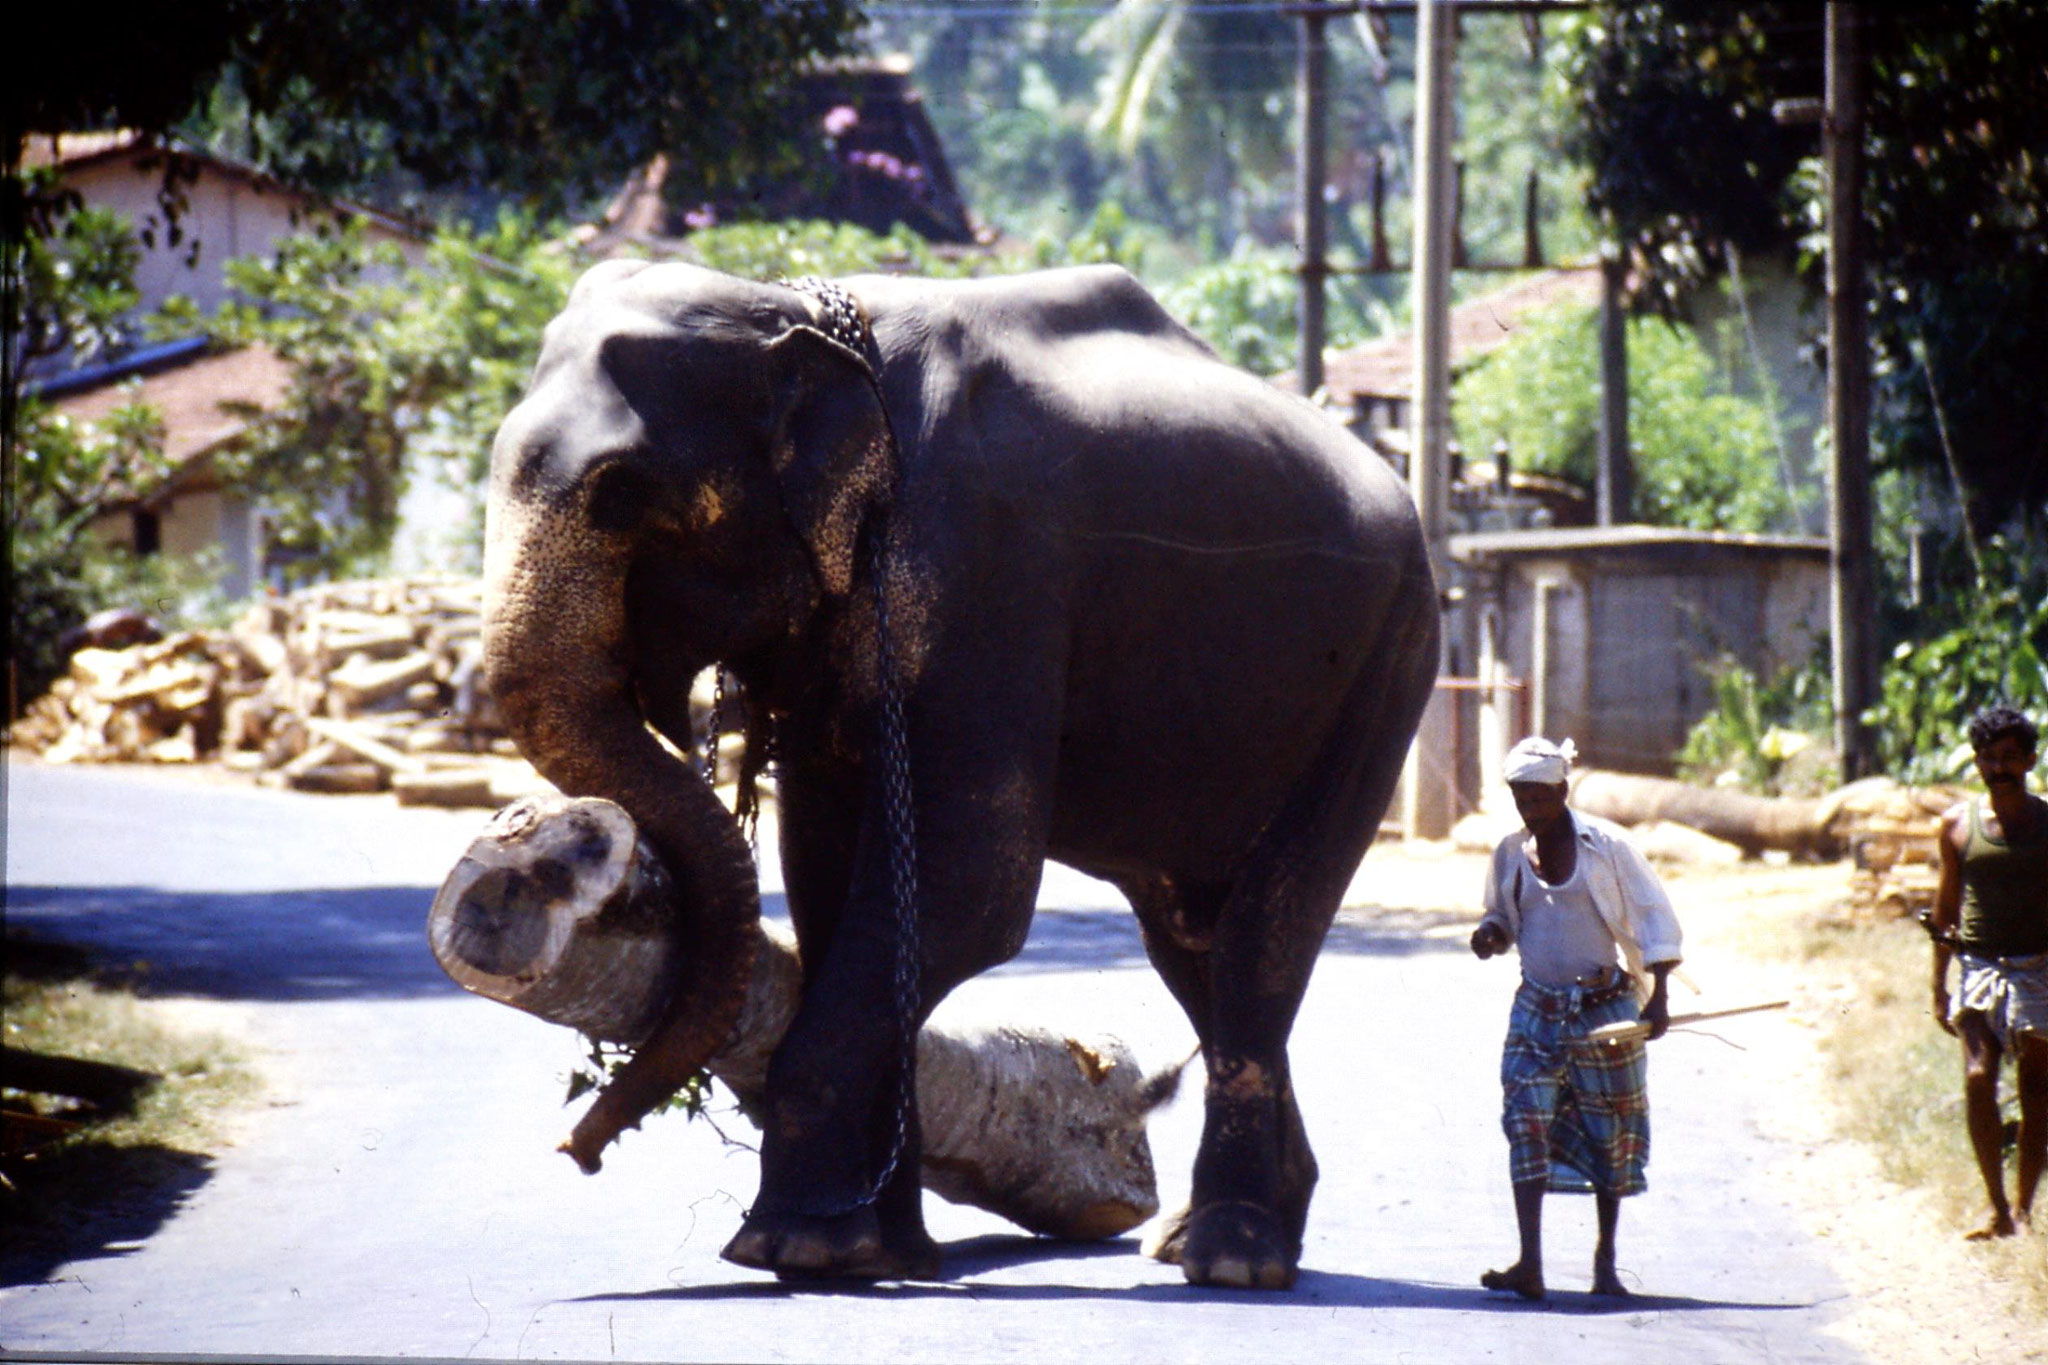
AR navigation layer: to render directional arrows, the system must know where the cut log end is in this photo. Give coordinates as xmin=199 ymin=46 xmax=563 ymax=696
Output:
xmin=428 ymin=794 xmax=679 ymax=1043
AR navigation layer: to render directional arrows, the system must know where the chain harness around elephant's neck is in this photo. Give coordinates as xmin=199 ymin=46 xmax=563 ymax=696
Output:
xmin=722 ymin=276 xmax=916 ymax=1215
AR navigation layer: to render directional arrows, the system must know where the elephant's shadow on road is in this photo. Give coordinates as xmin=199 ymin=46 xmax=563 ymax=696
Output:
xmin=3 ymin=881 xmax=1470 ymax=1002
xmin=574 ymin=1233 xmax=1819 ymax=1316
xmin=1000 ymin=900 xmax=1475 ymax=975
xmin=6 ymin=884 xmax=467 ymax=1001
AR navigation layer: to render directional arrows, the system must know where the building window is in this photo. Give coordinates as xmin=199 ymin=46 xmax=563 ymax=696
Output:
xmin=133 ymin=507 xmax=161 ymax=556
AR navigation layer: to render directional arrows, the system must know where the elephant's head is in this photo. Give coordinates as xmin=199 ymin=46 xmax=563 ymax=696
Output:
xmin=483 ymin=260 xmax=895 ymax=1071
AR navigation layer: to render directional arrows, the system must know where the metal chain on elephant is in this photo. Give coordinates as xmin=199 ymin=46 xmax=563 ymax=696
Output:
xmin=776 ymin=276 xmax=924 ymax=1214
xmin=862 ymin=523 xmax=923 ymax=1208
xmin=699 ymin=667 xmax=726 ymax=787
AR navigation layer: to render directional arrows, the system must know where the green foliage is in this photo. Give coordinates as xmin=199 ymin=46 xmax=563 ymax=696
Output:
xmin=1158 ymin=240 xmax=1399 ymax=375
xmin=172 ymin=214 xmax=578 ymax=581
xmin=1562 ymin=0 xmax=2048 ymax=537
xmin=5 ymin=202 xmax=211 ymax=713
xmin=873 ymin=3 xmax=1595 ymax=274
xmin=13 ymin=204 xmax=143 ymax=370
xmin=1024 ymin=200 xmax=1155 ymax=273
xmin=1559 ymin=3 xmax=1809 ymax=312
xmin=18 ymin=1 xmax=864 ymax=223
xmin=1676 ymin=653 xmax=1835 ymax=796
xmin=1452 ymin=301 xmax=1800 ymax=531
xmin=565 ymin=1036 xmax=711 ymax=1122
xmin=676 ymin=219 xmax=972 ymax=284
xmin=1865 ymin=531 xmax=2048 ymax=785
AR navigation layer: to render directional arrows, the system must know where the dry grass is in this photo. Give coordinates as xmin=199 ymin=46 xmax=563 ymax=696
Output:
xmin=2 ymin=933 xmax=258 ymax=1271
xmin=1740 ymin=903 xmax=2048 ymax=1318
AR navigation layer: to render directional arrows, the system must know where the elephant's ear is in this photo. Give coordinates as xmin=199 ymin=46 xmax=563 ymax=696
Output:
xmin=763 ymin=325 xmax=894 ymax=599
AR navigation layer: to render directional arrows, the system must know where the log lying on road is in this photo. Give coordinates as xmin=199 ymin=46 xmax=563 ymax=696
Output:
xmin=1569 ymin=769 xmax=1836 ymax=858
xmin=428 ymin=794 xmax=1168 ymax=1240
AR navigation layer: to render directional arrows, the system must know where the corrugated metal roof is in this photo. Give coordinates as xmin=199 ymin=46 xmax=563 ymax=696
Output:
xmin=1450 ymin=524 xmax=1829 ymax=562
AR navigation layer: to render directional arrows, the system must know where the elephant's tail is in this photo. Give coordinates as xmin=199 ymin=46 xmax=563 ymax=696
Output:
xmin=1138 ymin=1044 xmax=1202 ymax=1112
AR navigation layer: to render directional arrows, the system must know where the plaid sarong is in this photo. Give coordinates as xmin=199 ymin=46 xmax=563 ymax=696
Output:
xmin=1953 ymin=951 xmax=2048 ymax=1051
xmin=1500 ymin=976 xmax=1650 ymax=1197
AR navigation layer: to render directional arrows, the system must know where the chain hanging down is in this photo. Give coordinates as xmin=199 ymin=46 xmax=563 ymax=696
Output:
xmin=859 ymin=520 xmax=923 ymax=1209
xmin=772 ymin=275 xmax=923 ymax=1215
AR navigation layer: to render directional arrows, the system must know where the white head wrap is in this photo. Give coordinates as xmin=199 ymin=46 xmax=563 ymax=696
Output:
xmin=1503 ymin=735 xmax=1576 ymax=786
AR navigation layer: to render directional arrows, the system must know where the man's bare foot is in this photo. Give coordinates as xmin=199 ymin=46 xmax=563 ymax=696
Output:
xmin=1590 ymin=1260 xmax=1632 ymax=1297
xmin=1481 ymin=1262 xmax=1546 ymax=1300
xmin=1963 ymin=1212 xmax=2017 ymax=1241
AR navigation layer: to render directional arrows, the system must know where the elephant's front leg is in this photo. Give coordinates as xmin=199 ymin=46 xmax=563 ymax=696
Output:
xmin=722 ymin=714 xmax=1053 ymax=1280
xmin=721 ymin=784 xmax=940 ymax=1281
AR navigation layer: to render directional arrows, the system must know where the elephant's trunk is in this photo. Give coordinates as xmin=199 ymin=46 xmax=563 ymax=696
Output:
xmin=483 ymin=493 xmax=759 ymax=1170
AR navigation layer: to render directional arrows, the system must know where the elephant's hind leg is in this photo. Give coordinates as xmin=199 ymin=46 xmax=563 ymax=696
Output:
xmin=1123 ymin=875 xmax=1319 ymax=1290
xmin=1169 ymin=619 xmax=1438 ymax=1290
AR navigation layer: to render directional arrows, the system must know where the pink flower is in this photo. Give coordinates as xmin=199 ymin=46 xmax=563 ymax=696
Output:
xmin=822 ymin=105 xmax=859 ymax=137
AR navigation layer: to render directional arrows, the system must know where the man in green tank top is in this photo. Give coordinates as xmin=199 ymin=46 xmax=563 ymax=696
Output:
xmin=1930 ymin=705 xmax=2048 ymax=1240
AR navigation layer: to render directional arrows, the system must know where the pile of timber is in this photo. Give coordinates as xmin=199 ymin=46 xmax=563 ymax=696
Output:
xmin=1562 ymin=769 xmax=1959 ymax=916
xmin=1823 ymin=777 xmax=1958 ymax=918
xmin=10 ymin=576 xmax=559 ymax=808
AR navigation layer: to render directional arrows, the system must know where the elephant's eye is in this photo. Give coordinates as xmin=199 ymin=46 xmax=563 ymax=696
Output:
xmin=587 ymin=461 xmax=651 ymax=534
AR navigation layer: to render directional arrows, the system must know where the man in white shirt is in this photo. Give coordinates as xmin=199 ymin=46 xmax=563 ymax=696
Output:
xmin=1470 ymin=736 xmax=1683 ymax=1300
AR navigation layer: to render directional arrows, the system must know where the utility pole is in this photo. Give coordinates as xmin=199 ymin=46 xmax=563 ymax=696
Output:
xmin=1826 ymin=0 xmax=1877 ymax=779
xmin=1410 ymin=0 xmax=1454 ymax=585
xmin=1596 ymin=245 xmax=1632 ymax=525
xmin=1404 ymin=0 xmax=1456 ymax=839
xmin=1296 ymin=2 xmax=1330 ymax=398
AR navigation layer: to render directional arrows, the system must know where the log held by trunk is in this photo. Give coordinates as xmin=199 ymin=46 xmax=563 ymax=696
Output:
xmin=427 ymin=794 xmax=1165 ymax=1240
xmin=429 ymin=796 xmax=681 ymax=1044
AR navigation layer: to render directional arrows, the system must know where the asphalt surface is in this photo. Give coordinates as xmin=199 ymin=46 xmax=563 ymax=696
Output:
xmin=1 ymin=757 xmax=1865 ymax=1363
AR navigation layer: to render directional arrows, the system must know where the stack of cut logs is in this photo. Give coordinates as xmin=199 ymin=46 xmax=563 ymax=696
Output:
xmin=1825 ymin=777 xmax=1958 ymax=919
xmin=11 ymin=576 xmax=570 ymax=808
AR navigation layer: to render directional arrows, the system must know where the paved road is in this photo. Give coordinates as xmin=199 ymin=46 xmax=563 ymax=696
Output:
xmin=2 ymin=758 xmax=1862 ymax=1363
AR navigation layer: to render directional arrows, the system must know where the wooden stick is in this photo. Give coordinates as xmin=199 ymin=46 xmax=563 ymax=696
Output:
xmin=1588 ymin=1000 xmax=1790 ymax=1045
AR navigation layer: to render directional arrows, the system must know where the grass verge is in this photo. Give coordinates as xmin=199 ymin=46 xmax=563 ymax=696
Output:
xmin=2 ymin=931 xmax=259 ymax=1277
xmin=1749 ymin=904 xmax=2047 ymax=1318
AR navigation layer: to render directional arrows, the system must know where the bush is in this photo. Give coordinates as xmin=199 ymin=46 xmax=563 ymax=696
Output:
xmin=6 ymin=198 xmax=198 ymax=714
xmin=1453 ymin=301 xmax=1802 ymax=532
xmin=1676 ymin=651 xmax=1835 ymax=796
xmin=1865 ymin=530 xmax=2048 ymax=785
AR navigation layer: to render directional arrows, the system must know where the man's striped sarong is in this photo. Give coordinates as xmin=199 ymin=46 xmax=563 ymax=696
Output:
xmin=1500 ymin=975 xmax=1650 ymax=1197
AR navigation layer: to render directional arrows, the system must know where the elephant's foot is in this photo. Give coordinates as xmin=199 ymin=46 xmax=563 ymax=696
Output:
xmin=1142 ymin=1201 xmax=1191 ymax=1265
xmin=1178 ymin=1200 xmax=1298 ymax=1290
xmin=722 ymin=1207 xmax=942 ymax=1282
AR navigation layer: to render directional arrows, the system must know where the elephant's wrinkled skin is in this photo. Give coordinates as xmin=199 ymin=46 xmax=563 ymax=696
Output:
xmin=483 ymin=261 xmax=1440 ymax=1289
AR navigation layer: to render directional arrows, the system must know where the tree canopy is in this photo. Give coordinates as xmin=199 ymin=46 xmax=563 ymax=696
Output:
xmin=7 ymin=0 xmax=866 ymax=217
xmin=1561 ymin=0 xmax=2048 ymax=541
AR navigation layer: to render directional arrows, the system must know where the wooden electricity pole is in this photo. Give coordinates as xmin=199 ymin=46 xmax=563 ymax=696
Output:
xmin=1597 ymin=247 xmax=1632 ymax=525
xmin=1297 ymin=3 xmax=1330 ymax=398
xmin=1403 ymin=0 xmax=1456 ymax=839
xmin=1825 ymin=0 xmax=1878 ymax=779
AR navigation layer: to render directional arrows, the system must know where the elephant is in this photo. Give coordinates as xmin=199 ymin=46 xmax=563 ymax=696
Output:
xmin=482 ymin=259 xmax=1441 ymax=1289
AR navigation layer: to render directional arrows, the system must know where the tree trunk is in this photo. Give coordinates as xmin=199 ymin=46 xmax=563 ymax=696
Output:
xmin=428 ymin=794 xmax=1168 ymax=1240
xmin=1568 ymin=769 xmax=1837 ymax=858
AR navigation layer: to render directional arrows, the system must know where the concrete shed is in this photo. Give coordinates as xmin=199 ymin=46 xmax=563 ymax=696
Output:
xmin=1447 ymin=526 xmax=1831 ymax=790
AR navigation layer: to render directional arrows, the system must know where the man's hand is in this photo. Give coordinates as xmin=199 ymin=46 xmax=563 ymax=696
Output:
xmin=1934 ymin=983 xmax=1956 ymax=1036
xmin=1471 ymin=921 xmax=1509 ymax=959
xmin=1642 ymin=990 xmax=1671 ymax=1040
xmin=1643 ymin=965 xmax=1675 ymax=1040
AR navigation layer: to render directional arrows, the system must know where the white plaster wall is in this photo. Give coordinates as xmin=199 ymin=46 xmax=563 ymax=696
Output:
xmin=64 ymin=157 xmax=421 ymax=318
